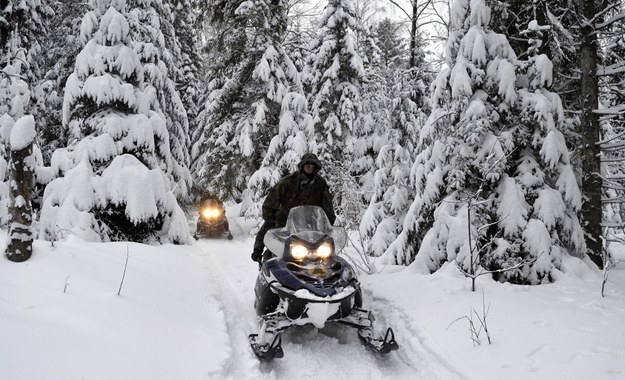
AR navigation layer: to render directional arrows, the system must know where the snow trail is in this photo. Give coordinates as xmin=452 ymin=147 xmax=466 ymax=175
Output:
xmin=196 ymin=236 xmax=464 ymax=380
xmin=198 ymin=239 xmax=262 ymax=380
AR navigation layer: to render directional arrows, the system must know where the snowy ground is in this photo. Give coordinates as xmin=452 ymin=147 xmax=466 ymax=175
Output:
xmin=1 ymin=207 xmax=624 ymax=380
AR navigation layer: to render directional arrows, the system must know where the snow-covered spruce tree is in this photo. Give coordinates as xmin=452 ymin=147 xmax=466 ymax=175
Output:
xmin=38 ymin=0 xmax=191 ymax=244
xmin=35 ymin=0 xmax=88 ymax=164
xmin=359 ymin=17 xmax=428 ymax=257
xmin=375 ymin=18 xmax=405 ymax=69
xmin=382 ymin=0 xmax=585 ymax=284
xmin=304 ymin=0 xmax=365 ymax=226
xmin=191 ymin=0 xmax=298 ymax=202
xmin=128 ymin=0 xmax=192 ymax=201
xmin=169 ymin=0 xmax=203 ymax=158
xmin=360 ymin=73 xmax=423 ymax=257
xmin=490 ymin=0 xmax=607 ymax=269
xmin=283 ymin=17 xmax=310 ymax=73
xmin=0 ymin=0 xmax=52 ymax=88
xmin=487 ymin=0 xmax=580 ymax=109
xmin=246 ymin=92 xmax=315 ymax=219
xmin=357 ymin=25 xmax=387 ymax=206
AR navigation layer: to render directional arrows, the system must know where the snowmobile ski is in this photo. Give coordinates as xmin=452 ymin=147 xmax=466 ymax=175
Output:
xmin=248 ymin=334 xmax=284 ymax=360
xmin=358 ymin=327 xmax=399 ymax=355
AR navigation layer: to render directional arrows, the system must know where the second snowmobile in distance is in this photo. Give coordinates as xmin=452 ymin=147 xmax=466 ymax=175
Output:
xmin=249 ymin=205 xmax=398 ymax=360
xmin=194 ymin=196 xmax=233 ymax=240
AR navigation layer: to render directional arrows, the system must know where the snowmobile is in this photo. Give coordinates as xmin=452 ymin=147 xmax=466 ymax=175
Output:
xmin=249 ymin=205 xmax=399 ymax=360
xmin=194 ymin=198 xmax=233 ymax=240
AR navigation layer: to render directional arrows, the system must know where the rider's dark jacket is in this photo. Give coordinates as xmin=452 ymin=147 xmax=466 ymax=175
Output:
xmin=261 ymin=155 xmax=336 ymax=227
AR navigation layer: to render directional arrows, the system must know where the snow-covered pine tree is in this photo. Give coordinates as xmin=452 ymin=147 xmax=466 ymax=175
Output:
xmin=360 ymin=72 xmax=423 ymax=257
xmin=382 ymin=0 xmax=585 ymax=284
xmin=246 ymin=92 xmax=315 ymax=220
xmin=283 ymin=17 xmax=310 ymax=73
xmin=490 ymin=0 xmax=608 ymax=269
xmin=357 ymin=24 xmax=387 ymax=209
xmin=35 ymin=0 xmax=88 ymax=164
xmin=0 ymin=0 xmax=52 ymax=89
xmin=129 ymin=0 xmax=192 ymax=201
xmin=376 ymin=18 xmax=405 ymax=70
xmin=304 ymin=0 xmax=365 ymax=226
xmin=359 ymin=17 xmax=427 ymax=257
xmin=487 ymin=0 xmax=580 ymax=109
xmin=191 ymin=0 xmax=298 ymax=202
xmin=169 ymin=0 xmax=203 ymax=160
xmin=38 ymin=0 xmax=191 ymax=244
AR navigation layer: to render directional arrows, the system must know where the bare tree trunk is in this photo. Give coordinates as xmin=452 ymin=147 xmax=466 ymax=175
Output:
xmin=409 ymin=1 xmax=417 ymax=69
xmin=578 ymin=0 xmax=603 ymax=268
xmin=6 ymin=140 xmax=34 ymax=262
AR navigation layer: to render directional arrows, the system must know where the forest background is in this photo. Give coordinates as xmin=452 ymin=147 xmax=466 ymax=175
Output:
xmin=1 ymin=0 xmax=624 ymax=284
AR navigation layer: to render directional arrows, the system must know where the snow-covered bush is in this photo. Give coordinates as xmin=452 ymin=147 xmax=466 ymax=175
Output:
xmin=39 ymin=0 xmax=191 ymax=244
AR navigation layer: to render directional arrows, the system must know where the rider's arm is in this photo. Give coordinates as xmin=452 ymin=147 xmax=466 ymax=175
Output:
xmin=321 ymin=185 xmax=336 ymax=225
xmin=261 ymin=183 xmax=281 ymax=223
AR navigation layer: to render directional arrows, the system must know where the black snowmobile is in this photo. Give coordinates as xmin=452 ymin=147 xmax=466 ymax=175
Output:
xmin=194 ymin=197 xmax=233 ymax=240
xmin=249 ymin=205 xmax=399 ymax=360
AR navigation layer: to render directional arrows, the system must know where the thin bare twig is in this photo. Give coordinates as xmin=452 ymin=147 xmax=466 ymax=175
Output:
xmin=117 ymin=246 xmax=130 ymax=296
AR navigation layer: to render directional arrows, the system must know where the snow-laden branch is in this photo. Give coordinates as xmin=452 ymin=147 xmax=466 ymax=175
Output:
xmin=595 ymin=10 xmax=625 ymax=30
xmin=594 ymin=104 xmax=625 ymax=115
xmin=598 ymin=129 xmax=625 ymax=146
xmin=597 ymin=62 xmax=625 ymax=76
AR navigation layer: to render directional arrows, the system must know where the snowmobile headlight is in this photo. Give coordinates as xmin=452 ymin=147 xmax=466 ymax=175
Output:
xmin=315 ymin=241 xmax=333 ymax=260
xmin=290 ymin=243 xmax=309 ymax=260
xmin=201 ymin=208 xmax=221 ymax=219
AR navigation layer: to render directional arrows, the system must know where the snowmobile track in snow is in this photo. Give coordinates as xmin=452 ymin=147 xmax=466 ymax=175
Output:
xmin=363 ymin=289 xmax=469 ymax=380
xmin=198 ymin=238 xmax=465 ymax=379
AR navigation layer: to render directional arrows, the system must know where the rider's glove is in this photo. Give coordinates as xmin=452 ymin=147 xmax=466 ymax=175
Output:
xmin=251 ymin=250 xmax=262 ymax=263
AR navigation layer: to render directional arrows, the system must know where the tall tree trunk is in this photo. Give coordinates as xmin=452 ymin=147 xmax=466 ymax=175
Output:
xmin=409 ymin=1 xmax=417 ymax=69
xmin=578 ymin=0 xmax=603 ymax=268
xmin=6 ymin=139 xmax=34 ymax=262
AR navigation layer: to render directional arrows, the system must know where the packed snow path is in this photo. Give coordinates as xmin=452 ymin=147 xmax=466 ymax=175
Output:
xmin=196 ymin=236 xmax=466 ymax=380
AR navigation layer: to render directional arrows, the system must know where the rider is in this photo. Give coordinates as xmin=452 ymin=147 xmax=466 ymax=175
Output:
xmin=251 ymin=153 xmax=336 ymax=263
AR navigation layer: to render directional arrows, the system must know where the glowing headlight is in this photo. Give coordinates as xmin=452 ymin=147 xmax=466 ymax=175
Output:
xmin=201 ymin=208 xmax=221 ymax=219
xmin=290 ymin=243 xmax=309 ymax=260
xmin=315 ymin=241 xmax=333 ymax=259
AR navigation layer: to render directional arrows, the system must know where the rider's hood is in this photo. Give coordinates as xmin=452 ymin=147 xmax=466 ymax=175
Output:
xmin=297 ymin=153 xmax=322 ymax=172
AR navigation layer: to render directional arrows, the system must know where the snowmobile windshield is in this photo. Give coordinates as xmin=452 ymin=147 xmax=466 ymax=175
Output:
xmin=264 ymin=206 xmax=347 ymax=257
xmin=201 ymin=199 xmax=221 ymax=209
